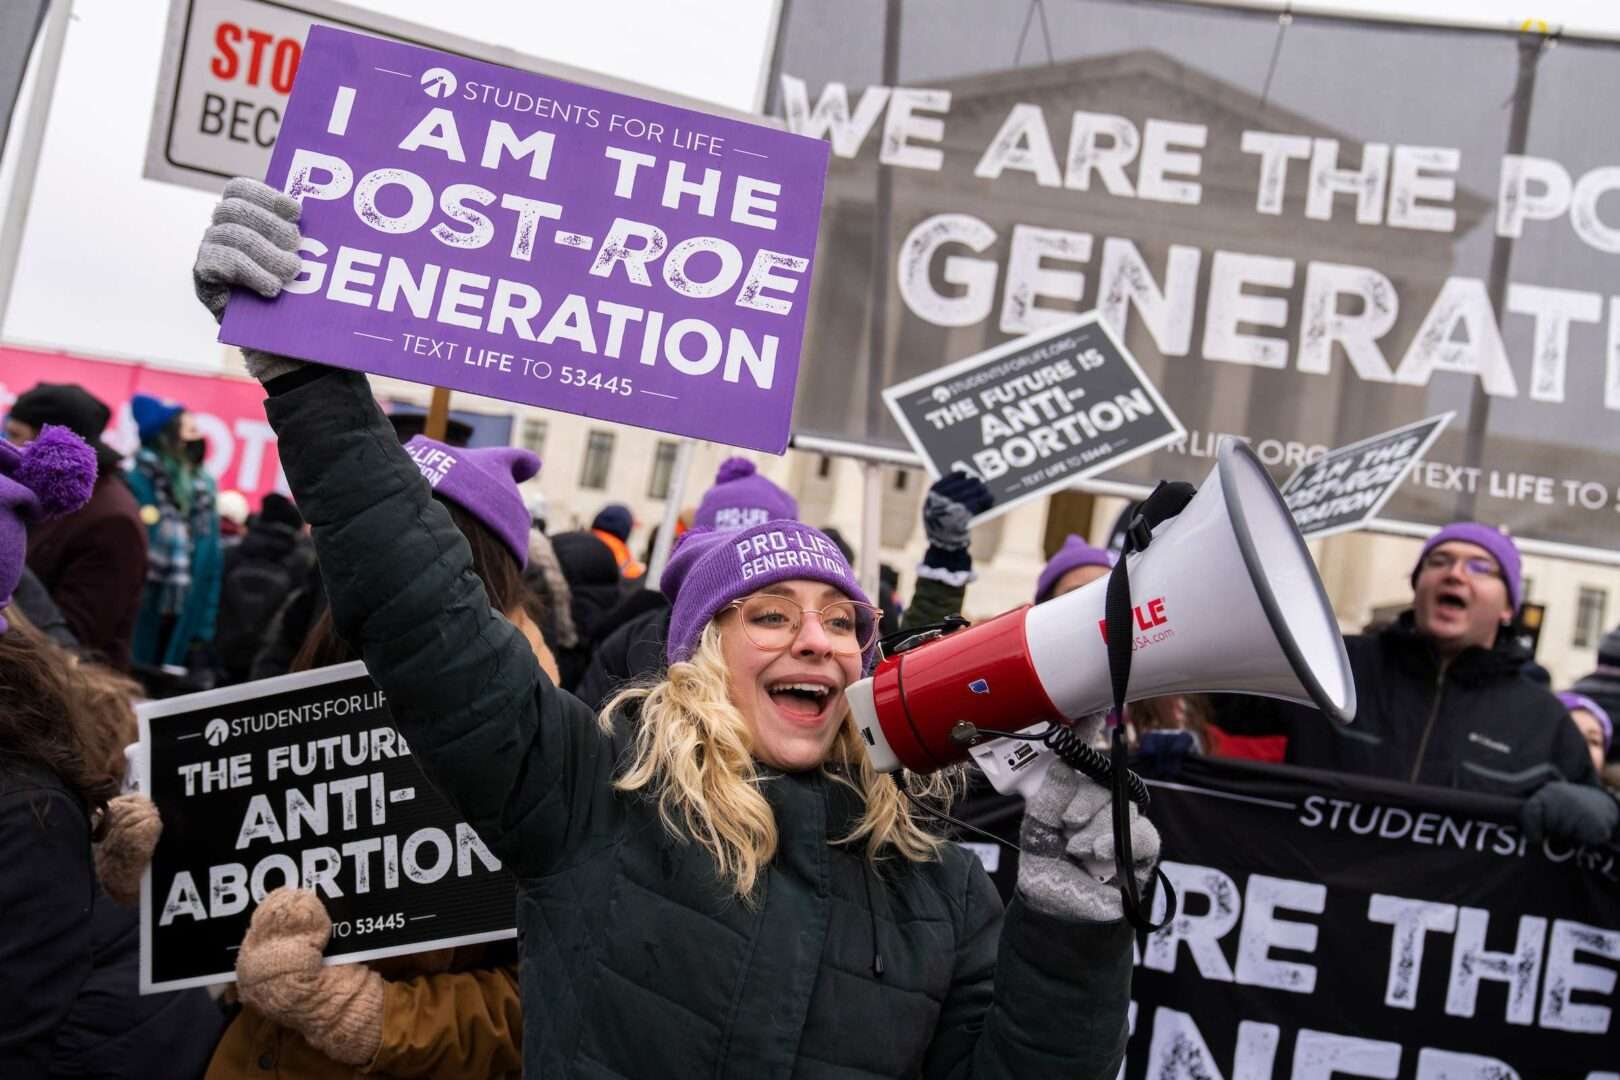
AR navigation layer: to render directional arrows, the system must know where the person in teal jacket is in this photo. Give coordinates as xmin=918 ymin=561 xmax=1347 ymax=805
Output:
xmin=126 ymin=394 xmax=222 ymax=677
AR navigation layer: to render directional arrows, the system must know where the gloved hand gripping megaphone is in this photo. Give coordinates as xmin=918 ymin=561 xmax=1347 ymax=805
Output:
xmin=847 ymin=439 xmax=1356 ymax=924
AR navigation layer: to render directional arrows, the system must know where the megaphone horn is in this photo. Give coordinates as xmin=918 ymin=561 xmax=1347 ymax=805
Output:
xmin=847 ymin=438 xmax=1355 ymax=789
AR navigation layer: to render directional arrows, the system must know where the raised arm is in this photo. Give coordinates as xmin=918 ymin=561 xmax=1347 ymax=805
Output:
xmin=902 ymin=472 xmax=993 ymax=632
xmin=198 ymin=179 xmax=615 ymax=876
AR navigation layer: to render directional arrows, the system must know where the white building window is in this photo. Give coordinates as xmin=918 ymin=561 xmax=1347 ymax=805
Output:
xmin=1574 ymin=586 xmax=1608 ymax=649
xmin=580 ymin=431 xmax=615 ymax=491
xmin=647 ymin=441 xmax=679 ymax=499
xmin=520 ymin=417 xmax=547 ymax=455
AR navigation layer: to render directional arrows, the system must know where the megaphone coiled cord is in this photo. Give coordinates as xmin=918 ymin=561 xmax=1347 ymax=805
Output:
xmin=1042 ymin=723 xmax=1153 ymax=810
xmin=950 ymin=720 xmax=1152 ymax=810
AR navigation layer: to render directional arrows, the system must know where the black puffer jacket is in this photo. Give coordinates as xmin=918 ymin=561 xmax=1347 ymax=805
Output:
xmin=550 ymin=530 xmax=625 ymax=690
xmin=216 ymin=519 xmax=309 ymax=682
xmin=0 ymin=762 xmax=93 ymax=1077
xmin=574 ymin=600 xmax=670 ymax=713
xmin=1282 ymin=615 xmax=1599 ymax=794
xmin=265 ymin=368 xmax=1132 ymax=1080
xmin=52 ymin=889 xmax=224 ymax=1079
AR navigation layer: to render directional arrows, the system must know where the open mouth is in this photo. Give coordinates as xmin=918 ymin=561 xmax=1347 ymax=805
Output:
xmin=767 ymin=681 xmax=835 ymax=720
xmin=1435 ymin=593 xmax=1469 ymax=612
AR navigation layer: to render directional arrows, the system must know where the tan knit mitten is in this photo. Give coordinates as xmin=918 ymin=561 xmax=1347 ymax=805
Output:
xmin=236 ymin=888 xmax=385 ymax=1066
xmin=94 ymin=794 xmax=162 ymax=906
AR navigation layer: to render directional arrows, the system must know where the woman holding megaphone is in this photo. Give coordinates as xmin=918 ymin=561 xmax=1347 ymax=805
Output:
xmin=192 ymin=179 xmax=1155 ymax=1078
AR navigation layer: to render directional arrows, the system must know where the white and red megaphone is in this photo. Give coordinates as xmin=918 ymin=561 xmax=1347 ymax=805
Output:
xmin=848 ymin=438 xmax=1355 ymax=796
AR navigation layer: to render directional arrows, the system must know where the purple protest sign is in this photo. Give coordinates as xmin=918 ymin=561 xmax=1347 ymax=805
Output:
xmin=220 ymin=27 xmax=829 ymax=453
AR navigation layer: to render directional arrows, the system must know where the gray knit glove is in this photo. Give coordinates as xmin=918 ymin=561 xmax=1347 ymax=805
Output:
xmin=1018 ymin=746 xmax=1161 ymax=923
xmin=193 ymin=177 xmax=307 ymax=383
xmin=922 ymin=471 xmax=993 ymax=551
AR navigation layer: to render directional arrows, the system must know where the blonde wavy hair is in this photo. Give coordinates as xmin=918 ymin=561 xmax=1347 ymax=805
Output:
xmin=599 ymin=623 xmax=964 ymax=900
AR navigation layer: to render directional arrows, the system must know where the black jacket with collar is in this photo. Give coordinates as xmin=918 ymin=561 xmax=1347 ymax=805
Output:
xmin=1283 ymin=614 xmax=1598 ymax=795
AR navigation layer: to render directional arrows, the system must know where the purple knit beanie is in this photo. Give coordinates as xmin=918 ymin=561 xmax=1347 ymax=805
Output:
xmin=693 ymin=457 xmax=799 ymax=533
xmin=404 ymin=436 xmax=540 ymax=569
xmin=1 ymin=426 xmax=98 ymax=634
xmin=1034 ymin=534 xmax=1115 ymax=604
xmin=661 ymin=520 xmax=876 ymax=670
xmin=1412 ymin=522 xmax=1522 ymax=611
xmin=1557 ymin=691 xmax=1613 ymax=753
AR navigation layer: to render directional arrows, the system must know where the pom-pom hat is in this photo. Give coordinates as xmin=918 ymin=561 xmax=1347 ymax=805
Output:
xmin=1 ymin=426 xmax=98 ymax=633
xmin=662 ymin=520 xmax=877 ymax=671
xmin=404 ymin=436 xmax=540 ymax=569
xmin=693 ymin=457 xmax=799 ymax=533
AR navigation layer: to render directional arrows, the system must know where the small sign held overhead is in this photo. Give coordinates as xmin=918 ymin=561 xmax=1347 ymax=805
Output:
xmin=882 ymin=313 xmax=1185 ymax=523
xmin=218 ymin=26 xmax=828 ymax=454
xmin=1279 ymin=414 xmax=1453 ymax=539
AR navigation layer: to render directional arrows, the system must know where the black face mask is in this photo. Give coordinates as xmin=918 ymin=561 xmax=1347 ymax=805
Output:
xmin=184 ymin=438 xmax=207 ymax=466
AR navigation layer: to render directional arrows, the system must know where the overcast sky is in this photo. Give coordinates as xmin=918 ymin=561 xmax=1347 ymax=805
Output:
xmin=3 ymin=0 xmax=1619 ymax=373
xmin=0 ymin=0 xmax=777 ymax=370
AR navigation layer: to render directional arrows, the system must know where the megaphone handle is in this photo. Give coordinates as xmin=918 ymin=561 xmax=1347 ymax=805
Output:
xmin=970 ymin=738 xmax=1058 ymax=800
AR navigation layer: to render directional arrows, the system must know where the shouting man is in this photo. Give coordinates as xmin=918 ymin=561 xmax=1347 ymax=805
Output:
xmin=1272 ymin=523 xmax=1616 ymax=846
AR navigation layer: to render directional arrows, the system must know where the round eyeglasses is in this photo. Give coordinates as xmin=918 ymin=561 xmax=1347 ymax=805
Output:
xmin=724 ymin=594 xmax=882 ymax=656
xmin=1420 ymin=551 xmax=1502 ymax=582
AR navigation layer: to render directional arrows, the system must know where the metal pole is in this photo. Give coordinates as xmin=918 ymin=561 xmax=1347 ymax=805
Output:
xmin=1456 ymin=33 xmax=1543 ymax=520
xmin=756 ymin=0 xmax=790 ymax=116
xmin=0 ymin=0 xmax=71 ymax=339
xmin=859 ymin=459 xmax=882 ymax=601
xmin=646 ymin=439 xmax=698 ymax=590
xmin=862 ymin=0 xmax=902 ymax=443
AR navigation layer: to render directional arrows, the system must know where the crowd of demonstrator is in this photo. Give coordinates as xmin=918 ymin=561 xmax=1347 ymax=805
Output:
xmin=1 ymin=178 xmax=1616 ymax=1078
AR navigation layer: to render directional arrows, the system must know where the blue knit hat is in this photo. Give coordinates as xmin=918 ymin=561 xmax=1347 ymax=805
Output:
xmin=404 ymin=436 xmax=540 ymax=569
xmin=592 ymin=504 xmax=634 ymax=542
xmin=1412 ymin=522 xmax=1522 ymax=611
xmin=661 ymin=521 xmax=876 ymax=671
xmin=131 ymin=393 xmax=184 ymax=443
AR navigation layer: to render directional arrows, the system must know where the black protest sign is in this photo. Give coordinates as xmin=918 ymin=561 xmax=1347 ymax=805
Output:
xmin=883 ymin=314 xmax=1184 ymax=522
xmin=137 ymin=662 xmax=516 ymax=993
xmin=1279 ymin=413 xmax=1452 ymax=538
xmin=1124 ymin=757 xmax=1620 ymax=1079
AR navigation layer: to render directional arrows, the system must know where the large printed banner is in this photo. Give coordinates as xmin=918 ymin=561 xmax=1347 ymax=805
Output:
xmin=221 ymin=27 xmax=830 ymax=453
xmin=0 ymin=345 xmax=285 ymax=503
xmin=137 ymin=662 xmax=517 ymax=992
xmin=1127 ymin=757 xmax=1620 ymax=1079
xmin=773 ymin=1 xmax=1620 ymax=560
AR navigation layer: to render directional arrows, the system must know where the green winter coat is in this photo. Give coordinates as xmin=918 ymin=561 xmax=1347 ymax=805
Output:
xmin=265 ymin=367 xmax=1133 ymax=1080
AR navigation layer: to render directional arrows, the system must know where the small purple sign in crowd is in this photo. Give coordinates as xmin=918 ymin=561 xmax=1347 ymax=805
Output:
xmin=221 ymin=27 xmax=830 ymax=453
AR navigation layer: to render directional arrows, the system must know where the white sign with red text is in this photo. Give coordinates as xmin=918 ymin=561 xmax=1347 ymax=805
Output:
xmin=143 ymin=0 xmax=762 ymax=194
